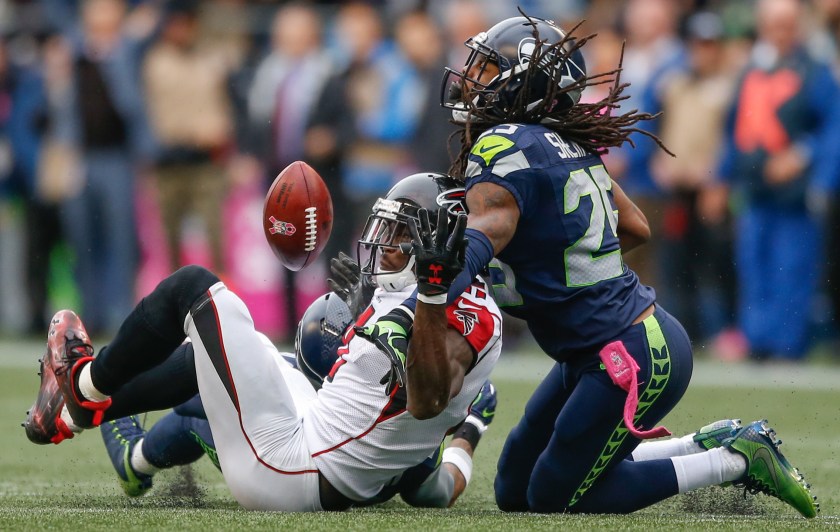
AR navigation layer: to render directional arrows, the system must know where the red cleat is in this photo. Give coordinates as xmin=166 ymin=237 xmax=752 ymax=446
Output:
xmin=23 ymin=355 xmax=74 ymax=445
xmin=23 ymin=310 xmax=111 ymax=443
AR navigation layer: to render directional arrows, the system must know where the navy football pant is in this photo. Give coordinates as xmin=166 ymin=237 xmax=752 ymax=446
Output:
xmin=495 ymin=305 xmax=693 ymax=513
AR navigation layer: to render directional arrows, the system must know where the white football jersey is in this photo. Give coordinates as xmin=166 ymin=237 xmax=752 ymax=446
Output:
xmin=302 ymin=281 xmax=502 ymax=501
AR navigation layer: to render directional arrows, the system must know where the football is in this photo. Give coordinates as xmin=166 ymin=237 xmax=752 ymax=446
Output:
xmin=263 ymin=161 xmax=333 ymax=271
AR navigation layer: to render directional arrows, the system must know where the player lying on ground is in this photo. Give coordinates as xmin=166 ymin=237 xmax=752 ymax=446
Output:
xmin=98 ymin=291 xmax=497 ymax=508
xmin=361 ymin=13 xmax=817 ymax=517
xmin=23 ymin=172 xmax=503 ymax=511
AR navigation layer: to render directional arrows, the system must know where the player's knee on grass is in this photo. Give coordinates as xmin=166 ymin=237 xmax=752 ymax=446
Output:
xmin=400 ymin=466 xmax=455 ymax=508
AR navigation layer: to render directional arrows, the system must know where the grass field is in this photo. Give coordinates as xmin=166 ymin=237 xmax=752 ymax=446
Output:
xmin=1 ymin=338 xmax=838 ymax=530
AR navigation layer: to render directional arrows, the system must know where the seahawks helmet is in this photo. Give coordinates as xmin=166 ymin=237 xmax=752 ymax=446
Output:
xmin=358 ymin=172 xmax=466 ymax=292
xmin=294 ymin=292 xmax=354 ymax=390
xmin=441 ymin=16 xmax=586 ymax=121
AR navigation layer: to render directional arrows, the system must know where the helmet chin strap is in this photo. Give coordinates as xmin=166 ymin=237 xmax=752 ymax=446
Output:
xmin=376 ymin=256 xmax=417 ymax=292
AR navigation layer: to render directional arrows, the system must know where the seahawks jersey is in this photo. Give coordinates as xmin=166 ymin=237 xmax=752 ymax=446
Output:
xmin=466 ymin=123 xmax=656 ymax=359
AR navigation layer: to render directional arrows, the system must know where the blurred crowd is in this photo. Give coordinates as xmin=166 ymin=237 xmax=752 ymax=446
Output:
xmin=0 ymin=0 xmax=839 ymax=363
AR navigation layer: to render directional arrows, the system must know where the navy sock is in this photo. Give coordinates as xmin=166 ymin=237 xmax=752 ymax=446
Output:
xmin=141 ymin=409 xmax=216 ymax=470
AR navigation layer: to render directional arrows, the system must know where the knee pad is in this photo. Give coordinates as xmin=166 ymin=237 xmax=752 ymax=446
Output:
xmin=158 ymin=265 xmax=220 ymax=317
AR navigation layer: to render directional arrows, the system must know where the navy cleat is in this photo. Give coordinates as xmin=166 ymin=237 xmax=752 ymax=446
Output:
xmin=101 ymin=415 xmax=153 ymax=497
xmin=465 ymin=380 xmax=497 ymax=434
xmin=724 ymin=420 xmax=818 ymax=518
xmin=693 ymin=419 xmax=741 ymax=450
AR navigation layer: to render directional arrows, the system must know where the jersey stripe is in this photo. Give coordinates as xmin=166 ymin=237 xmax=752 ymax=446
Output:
xmin=192 ymin=291 xmax=318 ymax=475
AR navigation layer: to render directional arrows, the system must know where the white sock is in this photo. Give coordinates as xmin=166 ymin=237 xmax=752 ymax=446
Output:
xmin=671 ymin=447 xmax=746 ymax=493
xmin=130 ymin=439 xmax=161 ymax=476
xmin=59 ymin=405 xmax=83 ymax=434
xmin=78 ymin=362 xmax=109 ymax=402
xmin=442 ymin=447 xmax=473 ymax=485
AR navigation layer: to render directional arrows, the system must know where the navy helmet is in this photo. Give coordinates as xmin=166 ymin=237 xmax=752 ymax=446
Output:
xmin=441 ymin=16 xmax=587 ymax=121
xmin=294 ymin=292 xmax=354 ymax=390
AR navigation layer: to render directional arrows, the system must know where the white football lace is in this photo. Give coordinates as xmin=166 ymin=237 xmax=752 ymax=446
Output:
xmin=304 ymin=207 xmax=317 ymax=252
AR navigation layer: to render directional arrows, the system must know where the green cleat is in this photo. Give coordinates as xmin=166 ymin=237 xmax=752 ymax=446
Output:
xmin=101 ymin=416 xmax=153 ymax=497
xmin=724 ymin=420 xmax=819 ymax=518
xmin=693 ymin=419 xmax=741 ymax=450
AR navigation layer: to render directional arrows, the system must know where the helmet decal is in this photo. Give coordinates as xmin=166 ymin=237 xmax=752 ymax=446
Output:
xmin=518 ymin=38 xmax=536 ymax=66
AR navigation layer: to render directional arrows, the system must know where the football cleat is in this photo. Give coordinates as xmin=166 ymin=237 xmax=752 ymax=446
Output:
xmin=44 ymin=310 xmax=111 ymax=429
xmin=23 ymin=355 xmax=74 ymax=445
xmin=465 ymin=380 xmax=497 ymax=434
xmin=693 ymin=419 xmax=741 ymax=450
xmin=724 ymin=420 xmax=819 ymax=518
xmin=101 ymin=415 xmax=153 ymax=497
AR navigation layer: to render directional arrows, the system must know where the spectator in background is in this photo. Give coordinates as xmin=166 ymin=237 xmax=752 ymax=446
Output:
xmin=55 ymin=0 xmax=156 ymax=336
xmin=246 ymin=3 xmax=332 ymax=178
xmin=647 ymin=11 xmax=744 ymax=357
xmin=717 ymin=0 xmax=840 ymax=361
xmin=144 ymin=0 xmax=233 ymax=277
xmin=809 ymin=0 xmax=840 ymax=345
xmin=305 ymin=2 xmax=422 ymax=256
xmin=244 ymin=2 xmax=333 ymax=338
xmin=438 ymin=0 xmax=490 ymax=68
xmin=394 ymin=10 xmax=454 ymax=175
xmin=609 ymin=0 xmax=685 ymax=292
xmin=0 ymin=35 xmax=52 ymax=334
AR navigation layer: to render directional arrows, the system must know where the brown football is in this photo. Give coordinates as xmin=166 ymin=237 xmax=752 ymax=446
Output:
xmin=263 ymin=161 xmax=333 ymax=271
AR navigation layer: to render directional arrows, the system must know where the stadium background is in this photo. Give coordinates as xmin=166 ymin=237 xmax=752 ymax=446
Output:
xmin=0 ymin=0 xmax=839 ymax=526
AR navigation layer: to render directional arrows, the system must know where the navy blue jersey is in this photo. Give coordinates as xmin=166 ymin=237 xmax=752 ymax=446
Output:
xmin=466 ymin=123 xmax=656 ymax=359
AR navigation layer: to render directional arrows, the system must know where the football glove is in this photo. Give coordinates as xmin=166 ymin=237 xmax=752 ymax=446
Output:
xmin=401 ymin=208 xmax=468 ymax=300
xmin=355 ymin=305 xmax=413 ymax=395
xmin=327 ymin=251 xmax=375 ymax=318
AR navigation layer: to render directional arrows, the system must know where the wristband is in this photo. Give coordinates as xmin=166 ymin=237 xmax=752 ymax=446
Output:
xmin=417 ymin=293 xmax=447 ymax=305
xmin=442 ymin=446 xmax=473 ymax=485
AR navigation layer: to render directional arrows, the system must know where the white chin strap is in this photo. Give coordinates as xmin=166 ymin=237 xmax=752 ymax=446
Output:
xmin=376 ymin=256 xmax=417 ymax=292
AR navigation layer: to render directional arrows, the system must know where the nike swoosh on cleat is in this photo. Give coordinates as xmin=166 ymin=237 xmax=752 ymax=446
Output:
xmin=753 ymin=447 xmax=780 ymax=489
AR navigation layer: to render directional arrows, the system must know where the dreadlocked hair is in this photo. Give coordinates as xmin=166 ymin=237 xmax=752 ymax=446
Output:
xmin=448 ymin=13 xmax=673 ymax=180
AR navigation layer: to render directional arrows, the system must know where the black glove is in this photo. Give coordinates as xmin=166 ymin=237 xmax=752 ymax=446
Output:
xmin=354 ymin=305 xmax=413 ymax=395
xmin=402 ymin=208 xmax=468 ymax=298
xmin=327 ymin=251 xmax=375 ymax=318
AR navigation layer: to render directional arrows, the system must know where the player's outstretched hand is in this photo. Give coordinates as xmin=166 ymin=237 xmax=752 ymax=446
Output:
xmin=401 ymin=208 xmax=468 ymax=302
xmin=328 ymin=251 xmax=375 ymax=318
xmin=354 ymin=305 xmax=413 ymax=395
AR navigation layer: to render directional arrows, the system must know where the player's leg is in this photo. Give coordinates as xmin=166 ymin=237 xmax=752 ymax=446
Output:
xmin=525 ymin=306 xmax=694 ymax=513
xmin=57 ymin=266 xmax=219 ymax=430
xmin=101 ymin=397 xmax=218 ymax=497
xmin=102 ymin=343 xmax=199 ymax=421
xmin=25 ymin=266 xmax=219 ymax=443
xmin=186 ymin=282 xmax=322 ymax=511
xmin=494 ymin=364 xmax=573 ymax=511
xmin=630 ymin=419 xmax=741 ymax=461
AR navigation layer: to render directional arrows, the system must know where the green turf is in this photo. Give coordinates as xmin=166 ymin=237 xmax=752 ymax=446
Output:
xmin=2 ymin=340 xmax=838 ymax=530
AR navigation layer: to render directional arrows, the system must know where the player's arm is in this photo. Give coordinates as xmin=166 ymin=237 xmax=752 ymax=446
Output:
xmin=407 ymin=303 xmax=474 ymax=419
xmin=464 ymin=181 xmax=519 ymax=254
xmin=611 ymin=178 xmax=650 ymax=252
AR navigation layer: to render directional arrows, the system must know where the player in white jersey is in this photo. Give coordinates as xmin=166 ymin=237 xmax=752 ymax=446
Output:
xmin=24 ymin=172 xmax=501 ymax=512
